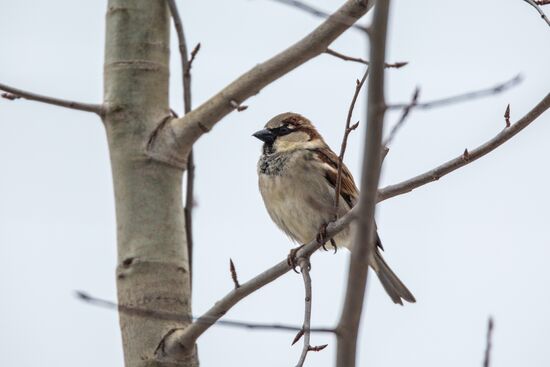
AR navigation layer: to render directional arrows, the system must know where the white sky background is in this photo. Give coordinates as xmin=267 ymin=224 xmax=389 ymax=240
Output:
xmin=1 ymin=0 xmax=549 ymax=366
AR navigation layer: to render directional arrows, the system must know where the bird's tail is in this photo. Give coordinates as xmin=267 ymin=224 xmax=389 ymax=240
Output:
xmin=371 ymin=247 xmax=416 ymax=305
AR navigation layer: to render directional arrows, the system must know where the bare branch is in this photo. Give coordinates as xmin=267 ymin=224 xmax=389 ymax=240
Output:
xmin=76 ymin=291 xmax=334 ymax=334
xmin=535 ymin=0 xmax=550 ymax=5
xmin=336 ymin=1 xmax=391 ymax=366
xmin=523 ymin=0 xmax=550 ymax=27
xmin=147 ymin=0 xmax=374 ymax=168
xmin=0 ymin=83 xmax=102 ymax=115
xmin=166 ymin=0 xmax=192 ymax=113
xmin=295 ymin=258 xmax=313 ymax=367
xmin=267 ymin=0 xmax=369 ymax=33
xmin=185 ymin=150 xmax=195 ymax=283
xmin=378 ymin=93 xmax=550 ymax=202
xmin=157 ymin=203 xmax=361 ymax=354
xmin=483 ymin=317 xmax=495 ymax=367
xmin=334 ymin=69 xmax=369 ymax=218
xmin=229 ymin=258 xmax=241 ymax=289
xmin=384 ymin=87 xmax=420 ymax=147
xmin=294 ymin=259 xmax=326 ymax=366
xmin=325 ymin=48 xmax=408 ymax=69
xmin=387 ymin=75 xmax=522 ymax=111
xmin=166 ymin=0 xmax=197 ymax=287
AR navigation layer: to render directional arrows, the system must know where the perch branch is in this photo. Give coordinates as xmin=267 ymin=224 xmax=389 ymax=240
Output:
xmin=0 ymin=83 xmax=102 ymax=114
xmin=156 ymin=203 xmax=361 ymax=355
xmin=148 ymin=91 xmax=550 ymax=360
xmin=336 ymin=0 xmax=391 ymax=366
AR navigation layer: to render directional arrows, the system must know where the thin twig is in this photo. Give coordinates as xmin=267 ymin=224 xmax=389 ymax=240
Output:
xmin=75 ymin=291 xmax=334 ymax=334
xmin=325 ymin=48 xmax=408 ymax=69
xmin=295 ymin=258 xmax=315 ymax=367
xmin=229 ymin=258 xmax=241 ymax=289
xmin=378 ymin=92 xmax=550 ymax=202
xmin=336 ymin=1 xmax=391 ymax=365
xmin=483 ymin=317 xmax=494 ymax=367
xmin=523 ymin=0 xmax=550 ymax=26
xmin=383 ymin=87 xmax=420 ymax=147
xmin=504 ymin=104 xmax=511 ymax=127
xmin=167 ymin=0 xmax=198 ymax=287
xmin=185 ymin=43 xmax=201 ymax=76
xmin=334 ymin=69 xmax=369 ymax=217
xmin=387 ymin=75 xmax=522 ymax=111
xmin=267 ymin=0 xmax=369 ymax=33
xmin=0 ymin=83 xmax=102 ymax=115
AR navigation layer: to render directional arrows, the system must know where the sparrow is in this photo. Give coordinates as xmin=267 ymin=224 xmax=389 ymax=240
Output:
xmin=253 ymin=112 xmax=415 ymax=305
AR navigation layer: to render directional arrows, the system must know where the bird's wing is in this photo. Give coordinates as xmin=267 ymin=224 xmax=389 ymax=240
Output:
xmin=310 ymin=147 xmax=359 ymax=208
xmin=311 ymin=147 xmax=384 ymax=250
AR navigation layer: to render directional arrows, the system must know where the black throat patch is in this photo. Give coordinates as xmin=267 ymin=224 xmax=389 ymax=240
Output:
xmin=258 ymin=152 xmax=289 ymax=176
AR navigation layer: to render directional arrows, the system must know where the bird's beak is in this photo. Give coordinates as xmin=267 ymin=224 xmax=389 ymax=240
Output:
xmin=252 ymin=128 xmax=275 ymax=144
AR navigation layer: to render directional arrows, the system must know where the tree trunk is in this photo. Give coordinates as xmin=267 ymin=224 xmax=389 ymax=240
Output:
xmin=103 ymin=0 xmax=197 ymax=366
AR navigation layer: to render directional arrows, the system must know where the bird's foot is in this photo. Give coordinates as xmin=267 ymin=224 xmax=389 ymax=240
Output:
xmin=317 ymin=223 xmax=328 ymax=250
xmin=287 ymin=244 xmax=308 ymax=273
xmin=317 ymin=223 xmax=338 ymax=254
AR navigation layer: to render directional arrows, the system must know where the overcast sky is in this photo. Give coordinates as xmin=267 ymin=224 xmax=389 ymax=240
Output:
xmin=1 ymin=1 xmax=549 ymax=366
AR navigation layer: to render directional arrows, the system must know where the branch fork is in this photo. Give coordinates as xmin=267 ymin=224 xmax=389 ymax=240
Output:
xmin=146 ymin=0 xmax=374 ymax=169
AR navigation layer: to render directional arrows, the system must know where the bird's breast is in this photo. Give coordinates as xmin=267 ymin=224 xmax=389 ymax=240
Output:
xmin=257 ymin=153 xmax=350 ymax=246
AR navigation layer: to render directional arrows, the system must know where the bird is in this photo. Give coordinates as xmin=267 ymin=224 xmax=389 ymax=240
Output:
xmin=253 ymin=112 xmax=415 ymax=305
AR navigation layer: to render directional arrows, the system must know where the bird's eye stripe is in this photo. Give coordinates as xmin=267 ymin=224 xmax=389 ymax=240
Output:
xmin=270 ymin=125 xmax=293 ymax=136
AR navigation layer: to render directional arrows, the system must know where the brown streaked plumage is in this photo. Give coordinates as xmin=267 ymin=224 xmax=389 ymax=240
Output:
xmin=253 ymin=112 xmax=415 ymax=305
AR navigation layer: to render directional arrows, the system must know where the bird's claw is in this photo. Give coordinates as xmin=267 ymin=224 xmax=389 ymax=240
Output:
xmin=317 ymin=223 xmax=328 ymax=247
xmin=287 ymin=245 xmax=312 ymax=273
xmin=287 ymin=245 xmax=305 ymax=273
xmin=317 ymin=223 xmax=337 ymax=253
xmin=330 ymin=238 xmax=338 ymax=254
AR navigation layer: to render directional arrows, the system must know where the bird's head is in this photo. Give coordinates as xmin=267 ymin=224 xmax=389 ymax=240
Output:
xmin=252 ymin=112 xmax=325 ymax=154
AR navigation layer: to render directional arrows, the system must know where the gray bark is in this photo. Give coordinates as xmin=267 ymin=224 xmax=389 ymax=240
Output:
xmin=103 ymin=1 xmax=197 ymax=366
